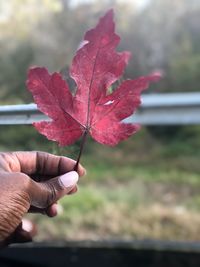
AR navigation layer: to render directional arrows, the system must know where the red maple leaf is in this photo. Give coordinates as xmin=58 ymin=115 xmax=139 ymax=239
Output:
xmin=26 ymin=10 xmax=160 ymax=167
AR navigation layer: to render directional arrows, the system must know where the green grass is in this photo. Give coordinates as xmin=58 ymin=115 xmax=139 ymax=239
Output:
xmin=29 ymin=181 xmax=200 ymax=241
xmin=1 ymin=125 xmax=200 ymax=241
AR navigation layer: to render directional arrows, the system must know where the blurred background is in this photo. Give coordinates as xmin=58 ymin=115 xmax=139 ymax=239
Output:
xmin=0 ymin=0 xmax=200 ymax=242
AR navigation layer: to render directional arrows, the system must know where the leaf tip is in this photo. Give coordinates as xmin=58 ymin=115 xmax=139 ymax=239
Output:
xmin=98 ymin=8 xmax=115 ymax=29
xmin=105 ymin=8 xmax=114 ymax=18
xmin=150 ymin=69 xmax=164 ymax=81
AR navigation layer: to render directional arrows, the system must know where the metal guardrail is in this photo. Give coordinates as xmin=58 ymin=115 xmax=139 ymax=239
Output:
xmin=126 ymin=92 xmax=200 ymax=125
xmin=0 ymin=92 xmax=200 ymax=125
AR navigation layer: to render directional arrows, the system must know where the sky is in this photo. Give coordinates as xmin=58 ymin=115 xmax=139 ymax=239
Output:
xmin=0 ymin=0 xmax=150 ymax=23
xmin=70 ymin=0 xmax=150 ymax=9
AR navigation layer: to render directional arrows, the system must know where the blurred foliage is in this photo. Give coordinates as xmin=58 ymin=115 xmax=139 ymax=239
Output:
xmin=0 ymin=42 xmax=34 ymax=103
xmin=1 ymin=0 xmax=200 ymax=104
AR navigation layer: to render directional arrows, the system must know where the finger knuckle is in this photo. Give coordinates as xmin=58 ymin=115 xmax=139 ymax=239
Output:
xmin=43 ymin=182 xmax=57 ymax=206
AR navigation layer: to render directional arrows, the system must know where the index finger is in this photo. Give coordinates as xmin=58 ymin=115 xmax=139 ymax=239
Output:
xmin=3 ymin=151 xmax=86 ymax=177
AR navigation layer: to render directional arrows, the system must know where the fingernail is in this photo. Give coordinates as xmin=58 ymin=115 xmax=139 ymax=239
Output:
xmin=22 ymin=219 xmax=34 ymax=232
xmin=59 ymin=171 xmax=79 ymax=188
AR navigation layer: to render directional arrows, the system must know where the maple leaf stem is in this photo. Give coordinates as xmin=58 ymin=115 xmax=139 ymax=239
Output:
xmin=74 ymin=130 xmax=88 ymax=171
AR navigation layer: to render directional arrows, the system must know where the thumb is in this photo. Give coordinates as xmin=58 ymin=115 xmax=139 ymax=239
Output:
xmin=30 ymin=171 xmax=79 ymax=208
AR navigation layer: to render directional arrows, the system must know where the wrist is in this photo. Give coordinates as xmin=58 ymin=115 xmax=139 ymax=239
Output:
xmin=0 ymin=191 xmax=30 ymax=242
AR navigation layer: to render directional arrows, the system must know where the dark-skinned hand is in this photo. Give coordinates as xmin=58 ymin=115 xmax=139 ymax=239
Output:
xmin=0 ymin=151 xmax=85 ymax=246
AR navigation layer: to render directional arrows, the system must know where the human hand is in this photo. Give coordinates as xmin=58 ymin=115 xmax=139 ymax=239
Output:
xmin=0 ymin=151 xmax=85 ymax=246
